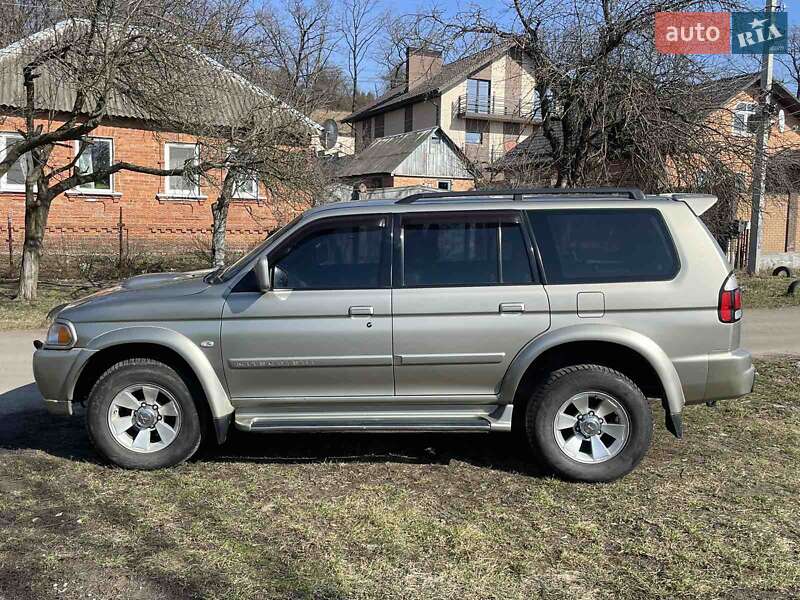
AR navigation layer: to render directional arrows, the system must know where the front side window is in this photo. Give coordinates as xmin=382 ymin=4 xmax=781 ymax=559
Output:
xmin=272 ymin=216 xmax=389 ymax=290
xmin=0 ymin=133 xmax=27 ymax=191
xmin=528 ymin=209 xmax=679 ymax=284
xmin=401 ymin=214 xmax=533 ymax=287
xmin=76 ymin=137 xmax=113 ymax=191
xmin=165 ymin=143 xmax=200 ymax=196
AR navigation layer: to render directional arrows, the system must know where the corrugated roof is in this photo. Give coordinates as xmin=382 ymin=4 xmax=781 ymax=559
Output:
xmin=343 ymin=39 xmax=517 ymax=123
xmin=0 ymin=19 xmax=321 ymax=131
xmin=337 ymin=126 xmax=476 ymax=178
xmin=339 ymin=128 xmax=437 ymax=177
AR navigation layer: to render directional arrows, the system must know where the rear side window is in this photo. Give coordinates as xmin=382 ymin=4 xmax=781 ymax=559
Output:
xmin=528 ymin=209 xmax=679 ymax=284
xmin=401 ymin=214 xmax=534 ymax=287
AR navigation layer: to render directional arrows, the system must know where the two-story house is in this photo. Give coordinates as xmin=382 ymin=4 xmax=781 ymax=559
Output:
xmin=343 ymin=40 xmax=539 ymax=167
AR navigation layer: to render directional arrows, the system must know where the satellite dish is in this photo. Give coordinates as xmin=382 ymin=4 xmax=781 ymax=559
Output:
xmin=320 ymin=119 xmax=339 ymax=150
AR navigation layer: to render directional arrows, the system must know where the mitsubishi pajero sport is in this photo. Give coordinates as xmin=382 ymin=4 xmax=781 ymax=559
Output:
xmin=33 ymin=188 xmax=755 ymax=481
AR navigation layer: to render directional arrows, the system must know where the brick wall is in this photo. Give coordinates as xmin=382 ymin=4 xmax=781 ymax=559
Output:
xmin=0 ymin=114 xmax=292 ymax=255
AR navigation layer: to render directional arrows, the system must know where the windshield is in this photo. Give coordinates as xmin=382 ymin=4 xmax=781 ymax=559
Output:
xmin=206 ymin=215 xmax=303 ymax=284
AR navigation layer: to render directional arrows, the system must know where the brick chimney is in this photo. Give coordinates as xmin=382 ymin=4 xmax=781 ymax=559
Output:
xmin=406 ymin=47 xmax=443 ymax=90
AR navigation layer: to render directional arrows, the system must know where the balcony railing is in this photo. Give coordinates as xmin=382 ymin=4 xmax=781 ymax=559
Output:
xmin=454 ymin=94 xmax=540 ymax=121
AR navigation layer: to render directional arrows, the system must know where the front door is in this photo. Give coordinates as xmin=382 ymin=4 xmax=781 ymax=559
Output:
xmin=222 ymin=214 xmax=393 ymax=399
xmin=392 ymin=211 xmax=551 ymax=396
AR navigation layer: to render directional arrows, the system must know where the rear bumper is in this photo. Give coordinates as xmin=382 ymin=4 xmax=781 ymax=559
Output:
xmin=703 ymin=348 xmax=756 ymax=403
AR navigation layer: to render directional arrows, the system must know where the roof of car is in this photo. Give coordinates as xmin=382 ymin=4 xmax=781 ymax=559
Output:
xmin=303 ymin=190 xmax=680 ymax=220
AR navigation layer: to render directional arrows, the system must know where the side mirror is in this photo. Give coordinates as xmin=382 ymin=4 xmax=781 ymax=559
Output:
xmin=254 ymin=256 xmax=272 ymax=292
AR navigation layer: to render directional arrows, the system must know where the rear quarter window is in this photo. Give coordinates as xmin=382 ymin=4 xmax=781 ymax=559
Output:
xmin=528 ymin=209 xmax=679 ymax=284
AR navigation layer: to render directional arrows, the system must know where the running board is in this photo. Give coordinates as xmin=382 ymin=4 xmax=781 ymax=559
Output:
xmin=234 ymin=405 xmax=513 ymax=433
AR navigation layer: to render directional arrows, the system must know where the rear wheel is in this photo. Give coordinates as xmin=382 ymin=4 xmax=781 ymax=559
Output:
xmin=524 ymin=364 xmax=652 ymax=482
xmin=86 ymin=358 xmax=202 ymax=469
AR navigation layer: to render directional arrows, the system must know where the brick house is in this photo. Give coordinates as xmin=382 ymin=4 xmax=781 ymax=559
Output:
xmin=0 ymin=23 xmax=321 ymax=258
xmin=342 ymin=40 xmax=538 ymax=168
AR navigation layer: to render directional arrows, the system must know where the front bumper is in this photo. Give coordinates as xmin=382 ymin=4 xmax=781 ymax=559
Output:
xmin=704 ymin=348 xmax=756 ymax=402
xmin=33 ymin=346 xmax=95 ymax=416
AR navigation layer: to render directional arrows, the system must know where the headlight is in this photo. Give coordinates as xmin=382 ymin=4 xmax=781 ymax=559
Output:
xmin=45 ymin=321 xmax=76 ymax=349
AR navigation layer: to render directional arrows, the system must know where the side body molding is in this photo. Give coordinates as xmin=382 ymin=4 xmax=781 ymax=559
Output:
xmin=499 ymin=324 xmax=686 ymax=419
xmin=85 ymin=326 xmax=234 ymax=420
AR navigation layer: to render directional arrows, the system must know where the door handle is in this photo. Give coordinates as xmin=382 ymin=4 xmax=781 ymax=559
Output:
xmin=499 ymin=303 xmax=525 ymax=313
xmin=349 ymin=306 xmax=374 ymax=317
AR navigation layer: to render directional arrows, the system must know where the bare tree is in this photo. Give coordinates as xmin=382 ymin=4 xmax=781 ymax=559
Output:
xmin=419 ymin=0 xmax=747 ymax=188
xmin=256 ymin=0 xmax=338 ymax=112
xmin=778 ymin=25 xmax=800 ymax=97
xmin=338 ymin=0 xmax=385 ymax=111
xmin=0 ymin=0 xmax=267 ymax=300
xmin=196 ymin=100 xmax=324 ymax=267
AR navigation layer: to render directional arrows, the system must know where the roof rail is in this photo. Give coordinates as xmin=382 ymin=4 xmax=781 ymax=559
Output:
xmin=396 ymin=187 xmax=646 ymax=204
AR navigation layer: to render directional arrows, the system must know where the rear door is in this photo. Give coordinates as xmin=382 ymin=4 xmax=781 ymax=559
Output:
xmin=391 ymin=210 xmax=551 ymax=396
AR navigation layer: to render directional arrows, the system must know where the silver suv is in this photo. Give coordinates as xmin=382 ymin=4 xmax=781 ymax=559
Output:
xmin=33 ymin=188 xmax=755 ymax=481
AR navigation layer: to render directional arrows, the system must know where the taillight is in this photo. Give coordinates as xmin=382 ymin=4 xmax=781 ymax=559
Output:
xmin=718 ymin=273 xmax=742 ymax=323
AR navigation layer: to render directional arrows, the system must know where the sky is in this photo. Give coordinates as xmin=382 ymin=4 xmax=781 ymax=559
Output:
xmin=352 ymin=0 xmax=800 ymax=96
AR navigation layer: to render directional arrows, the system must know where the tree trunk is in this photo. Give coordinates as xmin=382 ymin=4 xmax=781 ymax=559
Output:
xmin=210 ymin=174 xmax=236 ymax=268
xmin=17 ymin=192 xmax=50 ymax=302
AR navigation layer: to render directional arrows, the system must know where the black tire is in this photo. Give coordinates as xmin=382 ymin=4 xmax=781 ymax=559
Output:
xmin=86 ymin=358 xmax=203 ymax=469
xmin=773 ymin=266 xmax=792 ymax=278
xmin=524 ymin=364 xmax=653 ymax=482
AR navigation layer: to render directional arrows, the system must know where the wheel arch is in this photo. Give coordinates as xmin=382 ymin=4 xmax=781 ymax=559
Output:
xmin=73 ymin=327 xmax=233 ymax=443
xmin=500 ymin=325 xmax=686 ymax=437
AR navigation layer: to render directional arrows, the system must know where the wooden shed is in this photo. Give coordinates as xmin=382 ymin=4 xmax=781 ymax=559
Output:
xmin=337 ymin=127 xmax=477 ymax=192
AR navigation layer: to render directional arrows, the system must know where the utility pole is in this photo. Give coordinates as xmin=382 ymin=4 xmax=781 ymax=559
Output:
xmin=746 ymin=0 xmax=780 ymax=275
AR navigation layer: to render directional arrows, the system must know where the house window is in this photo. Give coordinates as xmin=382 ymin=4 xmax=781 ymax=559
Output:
xmin=227 ymin=147 xmax=258 ymax=200
xmin=233 ymin=174 xmax=258 ymax=199
xmin=733 ymin=102 xmax=757 ymax=135
xmin=374 ymin=113 xmax=385 ymax=138
xmin=437 ymin=180 xmax=451 ymax=190
xmin=165 ymin=143 xmax=200 ymax=197
xmin=465 ymin=119 xmax=485 ymax=144
xmin=404 ymin=105 xmax=413 ymax=132
xmin=0 ymin=133 xmax=27 ymax=192
xmin=503 ymin=122 xmax=522 ymax=137
xmin=467 ymin=78 xmax=491 ymax=113
xmin=75 ymin=137 xmax=113 ymax=192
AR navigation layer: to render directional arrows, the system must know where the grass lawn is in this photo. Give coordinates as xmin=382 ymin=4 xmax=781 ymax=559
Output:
xmin=0 ymin=281 xmax=101 ymax=330
xmin=739 ymin=274 xmax=800 ymax=310
xmin=0 ymin=357 xmax=798 ymax=599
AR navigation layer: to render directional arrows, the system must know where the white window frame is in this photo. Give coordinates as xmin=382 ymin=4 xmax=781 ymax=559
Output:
xmin=164 ymin=142 xmax=201 ymax=198
xmin=778 ymin=109 xmax=786 ymax=133
xmin=733 ymin=102 xmax=757 ymax=136
xmin=437 ymin=180 xmax=452 ymax=191
xmin=233 ymin=175 xmax=259 ymax=200
xmin=74 ymin=137 xmax=115 ymax=194
xmin=227 ymin=146 xmax=259 ymax=200
xmin=0 ymin=133 xmax=27 ymax=192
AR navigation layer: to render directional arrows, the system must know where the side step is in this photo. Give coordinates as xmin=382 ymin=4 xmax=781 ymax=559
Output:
xmin=234 ymin=405 xmax=513 ymax=433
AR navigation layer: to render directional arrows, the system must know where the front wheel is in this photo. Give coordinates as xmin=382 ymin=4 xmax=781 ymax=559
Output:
xmin=86 ymin=358 xmax=203 ymax=469
xmin=524 ymin=364 xmax=653 ymax=482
